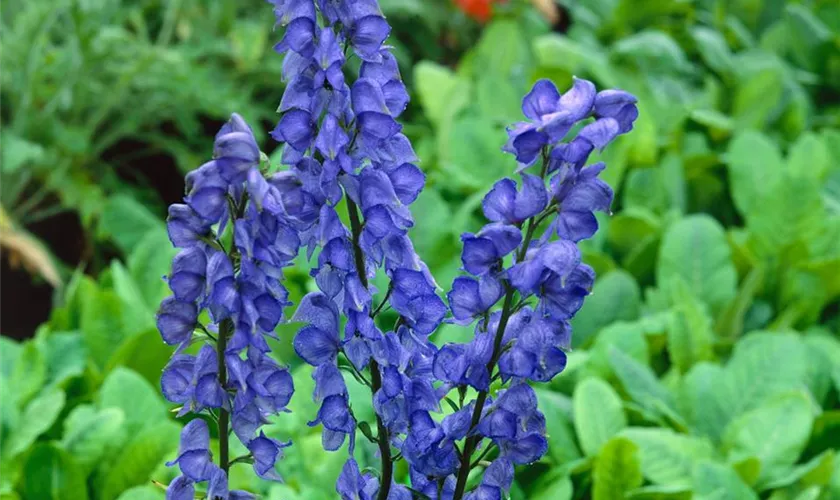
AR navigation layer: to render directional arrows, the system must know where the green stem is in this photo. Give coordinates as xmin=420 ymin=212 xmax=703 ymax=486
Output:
xmin=346 ymin=198 xmax=393 ymax=500
xmin=218 ymin=319 xmax=232 ymax=475
xmin=452 ymin=154 xmax=551 ymax=500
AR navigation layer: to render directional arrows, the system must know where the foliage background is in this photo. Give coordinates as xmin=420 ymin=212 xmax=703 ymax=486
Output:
xmin=2 ymin=0 xmax=840 ymax=499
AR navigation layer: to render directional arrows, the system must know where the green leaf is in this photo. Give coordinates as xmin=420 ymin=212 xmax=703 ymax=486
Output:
xmin=593 ymin=437 xmax=644 ymax=500
xmin=104 ymin=329 xmax=172 ymax=389
xmin=438 ymin=117 xmax=509 ymax=190
xmin=609 ymin=348 xmax=684 ymax=428
xmin=725 ymin=131 xmax=784 ymax=216
xmin=94 ymin=420 xmax=179 ymax=500
xmin=764 ymin=450 xmax=835 ymax=490
xmin=61 ymin=405 xmax=127 ymax=471
xmin=585 ymin=317 xmax=652 ymax=380
xmin=666 ymin=279 xmax=715 ymax=373
xmin=733 ymin=67 xmax=783 ymax=130
xmin=80 ymin=279 xmax=126 ymax=369
xmin=535 ymin=389 xmax=581 ymax=466
xmin=656 ymin=215 xmax=737 ymax=316
xmin=606 ymin=207 xmax=662 ymax=257
xmin=115 ymin=486 xmax=165 ymax=500
xmin=4 ymin=388 xmax=66 ymax=458
xmin=414 ymin=61 xmax=463 ymax=126
xmin=678 ymin=363 xmax=736 ymax=444
xmin=0 ymin=337 xmax=20 ymax=381
xmin=690 ymin=27 xmax=734 ymax=76
xmin=533 ymin=34 xmax=588 ymax=73
xmin=531 ymin=474 xmax=573 ymax=500
xmin=725 ymin=331 xmax=810 ymax=414
xmin=787 ymin=133 xmax=830 ymax=182
xmin=40 ymin=331 xmax=87 ymax=388
xmin=715 ymin=266 xmax=764 ymax=340
xmin=408 ymin=187 xmax=454 ymax=268
xmin=621 ymin=428 xmax=715 ymax=486
xmin=784 ymin=4 xmax=832 ymax=72
xmin=8 ymin=340 xmax=46 ymax=407
xmin=127 ymin=229 xmax=177 ymax=309
xmin=723 ymin=391 xmax=814 ymax=486
xmin=1 ymin=132 xmax=46 ymax=174
xmin=22 ymin=444 xmax=88 ymax=500
xmin=693 ymin=461 xmax=757 ymax=500
xmin=573 ymin=377 xmax=627 ymax=456
xmin=571 ymin=270 xmax=641 ymax=348
xmin=111 ymin=261 xmax=155 ymax=335
xmin=99 ymin=368 xmax=166 ymax=435
xmin=612 ymin=31 xmax=690 ymax=74
xmin=97 ymin=195 xmax=162 ymax=255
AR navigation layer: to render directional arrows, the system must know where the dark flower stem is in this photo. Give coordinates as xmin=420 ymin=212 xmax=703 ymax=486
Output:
xmin=218 ymin=318 xmax=232 ymax=475
xmin=452 ymin=158 xmax=550 ymax=500
xmin=346 ymin=197 xmax=393 ymax=500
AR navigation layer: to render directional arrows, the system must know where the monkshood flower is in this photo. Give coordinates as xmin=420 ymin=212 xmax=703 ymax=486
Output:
xmin=430 ymin=77 xmax=637 ymax=498
xmin=157 ymin=113 xmax=302 ymax=498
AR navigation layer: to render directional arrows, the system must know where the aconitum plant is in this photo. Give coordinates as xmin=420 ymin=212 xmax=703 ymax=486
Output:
xmin=156 ymin=0 xmax=637 ymax=499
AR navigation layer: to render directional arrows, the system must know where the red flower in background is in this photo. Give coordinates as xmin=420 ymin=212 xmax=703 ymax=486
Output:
xmin=455 ymin=0 xmax=494 ymax=23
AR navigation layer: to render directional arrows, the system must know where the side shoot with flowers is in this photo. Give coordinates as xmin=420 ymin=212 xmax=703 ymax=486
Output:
xmin=155 ymin=1 xmax=638 ymax=499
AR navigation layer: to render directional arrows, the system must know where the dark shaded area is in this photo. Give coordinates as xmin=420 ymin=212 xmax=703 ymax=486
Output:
xmin=1 ymin=210 xmax=85 ymax=340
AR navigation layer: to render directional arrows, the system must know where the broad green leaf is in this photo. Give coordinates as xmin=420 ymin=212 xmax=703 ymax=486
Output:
xmin=95 ymin=420 xmax=180 ymax=500
xmin=104 ymin=329 xmax=171 ymax=389
xmin=0 ymin=337 xmax=20 ymax=380
xmin=612 ymin=31 xmax=690 ymax=74
xmin=656 ymin=215 xmax=737 ymax=316
xmin=127 ymin=229 xmax=176 ymax=309
xmin=678 ymin=363 xmax=736 ymax=443
xmin=593 ymin=437 xmax=643 ymax=500
xmin=725 ymin=331 xmax=810 ymax=414
xmin=787 ymin=133 xmax=830 ymax=181
xmin=690 ymin=27 xmax=734 ymax=76
xmin=99 ymin=368 xmax=166 ymax=435
xmin=80 ymin=279 xmax=126 ymax=369
xmin=8 ymin=340 xmax=46 ymax=406
xmin=571 ymin=270 xmax=641 ymax=348
xmin=4 ymin=388 xmax=66 ymax=458
xmin=624 ymin=168 xmax=668 ymax=214
xmin=111 ymin=261 xmax=155 ymax=335
xmin=533 ymin=34 xmax=588 ymax=72
xmin=764 ymin=450 xmax=835 ymax=490
xmin=531 ymin=474 xmax=573 ymax=500
xmin=693 ymin=461 xmax=757 ymax=500
xmin=438 ymin=116 xmax=509 ymax=190
xmin=723 ymin=391 xmax=814 ymax=486
xmin=666 ymin=280 xmax=715 ymax=373
xmin=40 ymin=331 xmax=86 ymax=388
xmin=624 ymin=484 xmax=691 ymax=499
xmin=725 ymin=131 xmax=784 ymax=216
xmin=21 ymin=444 xmax=88 ymax=500
xmin=746 ymin=172 xmax=825 ymax=253
xmin=784 ymin=4 xmax=833 ymax=72
xmin=804 ymin=411 xmax=840 ymax=459
xmin=733 ymin=67 xmax=783 ymax=130
xmin=573 ymin=377 xmax=627 ymax=456
xmin=535 ymin=389 xmax=581 ymax=466
xmin=408 ymin=187 xmax=454 ymax=268
xmin=61 ymin=405 xmax=127 ymax=471
xmin=585 ymin=318 xmax=651 ymax=381
xmin=609 ymin=348 xmax=684 ymax=428
xmin=1 ymin=132 xmax=46 ymax=174
xmin=413 ymin=61 xmax=464 ymax=126
xmin=97 ymin=195 xmax=162 ymax=255
xmin=802 ymin=333 xmax=840 ymax=406
xmin=115 ymin=486 xmax=165 ymax=500
xmin=621 ymin=428 xmax=714 ymax=486
xmin=715 ymin=266 xmax=764 ymax=340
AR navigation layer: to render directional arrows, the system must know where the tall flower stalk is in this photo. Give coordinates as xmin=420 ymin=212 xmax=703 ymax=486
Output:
xmin=156 ymin=1 xmax=637 ymax=498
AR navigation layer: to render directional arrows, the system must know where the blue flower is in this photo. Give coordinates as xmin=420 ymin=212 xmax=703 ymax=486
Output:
xmin=447 ymin=275 xmax=503 ymax=324
xmin=292 ymin=292 xmax=341 ymax=365
xmin=168 ymin=247 xmax=207 ymax=303
xmin=548 ymin=162 xmax=614 ymax=242
xmin=482 ymin=174 xmax=548 ymax=225
xmin=248 ymin=432 xmax=291 ymax=481
xmin=157 ymin=297 xmax=197 ymax=346
xmin=166 ymin=204 xmax=211 ymax=248
xmin=166 ymin=419 xmax=214 ymax=482
xmin=214 ymin=113 xmax=261 ymax=183
xmin=460 ymin=224 xmax=522 ymax=276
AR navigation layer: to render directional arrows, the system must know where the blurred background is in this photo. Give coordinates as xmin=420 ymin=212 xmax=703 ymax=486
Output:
xmin=1 ymin=0 xmax=840 ymax=499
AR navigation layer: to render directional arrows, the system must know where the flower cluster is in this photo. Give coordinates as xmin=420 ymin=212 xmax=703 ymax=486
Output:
xmin=433 ymin=77 xmax=637 ymax=497
xmin=157 ymin=0 xmax=637 ymax=497
xmin=158 ymin=114 xmax=306 ymax=498
xmin=268 ymin=0 xmax=446 ymax=497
